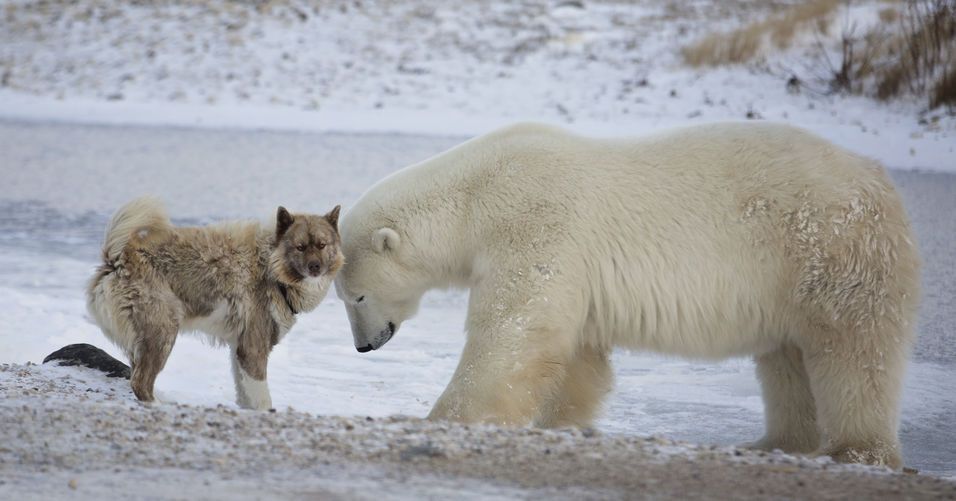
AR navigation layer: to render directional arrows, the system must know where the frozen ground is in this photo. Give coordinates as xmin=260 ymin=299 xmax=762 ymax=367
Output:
xmin=5 ymin=364 xmax=956 ymax=500
xmin=0 ymin=0 xmax=954 ymax=170
xmin=0 ymin=120 xmax=954 ymax=486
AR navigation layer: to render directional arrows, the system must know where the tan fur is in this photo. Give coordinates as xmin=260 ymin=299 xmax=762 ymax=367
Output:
xmin=87 ymin=198 xmax=342 ymax=409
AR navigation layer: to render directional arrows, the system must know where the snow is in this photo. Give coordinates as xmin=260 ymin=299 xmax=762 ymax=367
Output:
xmin=0 ymin=0 xmax=954 ymax=170
xmin=0 ymin=120 xmax=954 ymax=480
xmin=11 ymin=364 xmax=950 ymax=500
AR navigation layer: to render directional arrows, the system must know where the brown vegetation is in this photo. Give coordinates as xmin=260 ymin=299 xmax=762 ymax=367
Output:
xmin=682 ymin=0 xmax=841 ymax=67
xmin=683 ymin=0 xmax=956 ymax=110
xmin=878 ymin=0 xmax=956 ymax=106
xmin=932 ymin=62 xmax=956 ymax=106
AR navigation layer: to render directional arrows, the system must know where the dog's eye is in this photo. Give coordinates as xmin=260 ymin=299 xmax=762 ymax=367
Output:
xmin=318 ymin=242 xmax=326 ymax=250
xmin=356 ymin=296 xmax=365 ymax=303
xmin=296 ymin=244 xmax=306 ymax=252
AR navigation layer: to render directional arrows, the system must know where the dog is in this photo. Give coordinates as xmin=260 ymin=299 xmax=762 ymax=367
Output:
xmin=86 ymin=197 xmax=342 ymax=410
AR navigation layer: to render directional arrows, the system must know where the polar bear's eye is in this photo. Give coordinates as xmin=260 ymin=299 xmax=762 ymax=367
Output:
xmin=356 ymin=296 xmax=365 ymax=303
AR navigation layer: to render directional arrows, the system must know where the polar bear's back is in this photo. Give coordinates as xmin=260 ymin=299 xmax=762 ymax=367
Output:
xmin=478 ymin=121 xmax=879 ymax=200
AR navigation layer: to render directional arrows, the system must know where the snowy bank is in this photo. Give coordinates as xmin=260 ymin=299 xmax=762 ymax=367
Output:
xmin=0 ymin=0 xmax=953 ymax=171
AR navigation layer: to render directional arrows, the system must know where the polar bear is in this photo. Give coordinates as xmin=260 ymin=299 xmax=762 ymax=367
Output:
xmin=335 ymin=122 xmax=920 ymax=469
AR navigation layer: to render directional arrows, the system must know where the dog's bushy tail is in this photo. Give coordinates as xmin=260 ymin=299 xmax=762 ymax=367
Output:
xmin=102 ymin=196 xmax=172 ymax=263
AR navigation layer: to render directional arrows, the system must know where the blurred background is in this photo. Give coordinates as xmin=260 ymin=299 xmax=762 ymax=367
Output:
xmin=0 ymin=0 xmax=953 ymax=168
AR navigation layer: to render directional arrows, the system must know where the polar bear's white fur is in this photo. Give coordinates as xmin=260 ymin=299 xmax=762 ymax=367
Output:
xmin=335 ymin=122 xmax=920 ymax=469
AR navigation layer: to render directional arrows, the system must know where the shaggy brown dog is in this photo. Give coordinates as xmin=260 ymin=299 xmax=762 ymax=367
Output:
xmin=87 ymin=197 xmax=342 ymax=409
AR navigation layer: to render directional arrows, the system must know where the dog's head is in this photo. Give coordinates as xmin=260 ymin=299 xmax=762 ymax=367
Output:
xmin=271 ymin=205 xmax=344 ymax=285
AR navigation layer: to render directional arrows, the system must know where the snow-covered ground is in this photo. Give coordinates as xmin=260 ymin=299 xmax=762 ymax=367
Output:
xmin=0 ymin=0 xmax=954 ymax=170
xmin=8 ymin=364 xmax=956 ymax=500
xmin=0 ymin=120 xmax=954 ymax=481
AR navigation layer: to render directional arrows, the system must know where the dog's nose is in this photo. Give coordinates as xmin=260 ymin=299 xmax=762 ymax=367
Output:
xmin=308 ymin=262 xmax=322 ymax=275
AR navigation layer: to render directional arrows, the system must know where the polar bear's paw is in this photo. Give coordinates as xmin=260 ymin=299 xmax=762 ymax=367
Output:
xmin=824 ymin=442 xmax=902 ymax=470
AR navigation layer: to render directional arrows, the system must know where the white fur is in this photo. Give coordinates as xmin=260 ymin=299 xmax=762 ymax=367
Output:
xmin=101 ymin=197 xmax=170 ymax=263
xmin=181 ymin=300 xmax=236 ymax=347
xmin=231 ymin=350 xmax=273 ymax=410
xmin=373 ymin=228 xmax=401 ymax=253
xmin=335 ymin=122 xmax=920 ymax=469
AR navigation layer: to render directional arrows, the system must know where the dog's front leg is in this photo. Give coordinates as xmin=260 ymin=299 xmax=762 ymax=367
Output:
xmin=231 ymin=322 xmax=275 ymax=410
xmin=231 ymin=349 xmax=271 ymax=410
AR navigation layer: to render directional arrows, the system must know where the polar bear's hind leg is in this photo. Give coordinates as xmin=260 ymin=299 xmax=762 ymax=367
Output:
xmin=747 ymin=343 xmax=820 ymax=453
xmin=802 ymin=324 xmax=908 ymax=469
xmin=796 ymin=178 xmax=918 ymax=469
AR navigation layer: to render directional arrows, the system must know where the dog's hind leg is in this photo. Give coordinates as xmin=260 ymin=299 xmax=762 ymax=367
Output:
xmin=128 ymin=288 xmax=182 ymax=402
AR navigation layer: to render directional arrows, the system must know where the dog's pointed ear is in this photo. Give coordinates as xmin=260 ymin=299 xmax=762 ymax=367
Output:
xmin=326 ymin=205 xmax=341 ymax=230
xmin=276 ymin=206 xmax=294 ymax=239
xmin=372 ymin=227 xmax=400 ymax=254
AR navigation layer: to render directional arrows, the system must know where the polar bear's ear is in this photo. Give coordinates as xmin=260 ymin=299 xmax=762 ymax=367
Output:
xmin=372 ymin=227 xmax=401 ymax=254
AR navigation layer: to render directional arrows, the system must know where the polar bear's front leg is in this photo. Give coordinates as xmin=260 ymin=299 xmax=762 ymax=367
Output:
xmin=533 ymin=343 xmax=613 ymax=429
xmin=428 ymin=309 xmax=577 ymax=426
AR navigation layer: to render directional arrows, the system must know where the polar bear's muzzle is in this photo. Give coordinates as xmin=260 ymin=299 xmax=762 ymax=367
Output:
xmin=354 ymin=321 xmax=396 ymax=353
xmin=344 ymin=299 xmax=399 ymax=352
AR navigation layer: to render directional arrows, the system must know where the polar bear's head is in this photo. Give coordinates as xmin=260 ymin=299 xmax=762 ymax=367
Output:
xmin=335 ymin=220 xmax=428 ymax=353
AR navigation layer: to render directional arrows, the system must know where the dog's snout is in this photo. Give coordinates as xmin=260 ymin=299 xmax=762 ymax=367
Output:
xmin=308 ymin=262 xmax=322 ymax=275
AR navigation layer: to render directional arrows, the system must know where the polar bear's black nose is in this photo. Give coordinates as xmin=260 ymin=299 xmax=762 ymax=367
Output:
xmin=356 ymin=344 xmax=373 ymax=353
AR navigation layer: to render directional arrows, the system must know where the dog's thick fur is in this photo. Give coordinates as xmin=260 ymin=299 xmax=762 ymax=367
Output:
xmin=87 ymin=197 xmax=343 ymax=410
xmin=335 ymin=122 xmax=920 ymax=469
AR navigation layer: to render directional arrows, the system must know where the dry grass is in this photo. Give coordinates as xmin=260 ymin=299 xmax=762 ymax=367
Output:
xmin=682 ymin=0 xmax=842 ymax=67
xmin=878 ymin=0 xmax=956 ymax=106
xmin=824 ymin=24 xmax=887 ymax=94
xmin=683 ymin=0 xmax=956 ymax=110
xmin=930 ymin=61 xmax=956 ymax=107
xmin=827 ymin=0 xmax=955 ymax=108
